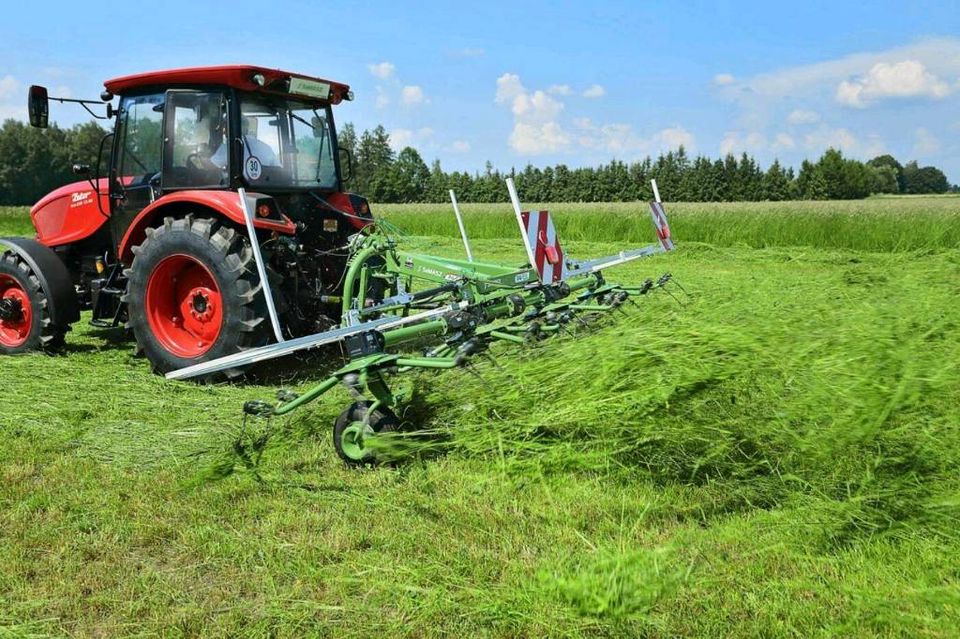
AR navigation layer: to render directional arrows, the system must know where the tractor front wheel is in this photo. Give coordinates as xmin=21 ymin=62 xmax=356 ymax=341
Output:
xmin=0 ymin=250 xmax=66 ymax=354
xmin=125 ymin=216 xmax=270 ymax=378
xmin=333 ymin=401 xmax=400 ymax=466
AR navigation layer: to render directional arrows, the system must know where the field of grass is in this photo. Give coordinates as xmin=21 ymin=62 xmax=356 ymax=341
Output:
xmin=1 ymin=198 xmax=959 ymax=636
xmin=379 ymin=195 xmax=960 ymax=252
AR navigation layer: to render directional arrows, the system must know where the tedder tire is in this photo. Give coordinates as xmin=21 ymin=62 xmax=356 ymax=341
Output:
xmin=0 ymin=249 xmax=68 ymax=354
xmin=124 ymin=215 xmax=270 ymax=378
xmin=333 ymin=401 xmax=401 ymax=466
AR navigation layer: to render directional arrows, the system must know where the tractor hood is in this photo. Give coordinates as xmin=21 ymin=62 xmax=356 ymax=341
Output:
xmin=31 ymin=179 xmax=111 ymax=247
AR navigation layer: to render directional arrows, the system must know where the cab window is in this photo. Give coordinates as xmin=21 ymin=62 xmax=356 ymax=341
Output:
xmin=164 ymin=91 xmax=229 ymax=188
xmin=115 ymin=93 xmax=164 ymax=186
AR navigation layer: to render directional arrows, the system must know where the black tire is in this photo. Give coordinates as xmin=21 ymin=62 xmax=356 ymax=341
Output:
xmin=0 ymin=250 xmax=66 ymax=354
xmin=124 ymin=215 xmax=270 ymax=377
xmin=333 ymin=400 xmax=400 ymax=466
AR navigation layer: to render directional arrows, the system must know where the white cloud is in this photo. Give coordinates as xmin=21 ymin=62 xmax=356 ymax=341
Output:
xmin=0 ymin=75 xmax=19 ymax=101
xmin=389 ymin=128 xmax=414 ymax=149
xmin=582 ymin=84 xmax=606 ymax=98
xmin=720 ymin=131 xmax=767 ymax=156
xmin=715 ymin=38 xmax=960 ymax=137
xmin=368 ymin=62 xmax=395 ymax=80
xmin=388 ymin=127 xmax=433 ymax=151
xmin=510 ymin=122 xmax=571 ymax=154
xmin=495 ymin=73 xmax=570 ymax=154
xmin=375 ymin=87 xmax=390 ymax=109
xmin=713 ymin=73 xmax=736 ymax=86
xmin=511 ymin=90 xmax=563 ymax=121
xmin=495 ymin=73 xmax=525 ymax=104
xmin=400 ymin=85 xmax=427 ymax=106
xmin=787 ymin=109 xmax=820 ymax=125
xmin=836 ymin=60 xmax=951 ymax=107
xmin=803 ymin=127 xmax=858 ymax=153
xmin=574 ymin=118 xmax=694 ymax=155
xmin=912 ymin=127 xmax=941 ymax=155
xmin=453 ymin=47 xmax=485 ymax=58
xmin=723 ymin=39 xmax=960 ymax=103
xmin=450 ymin=140 xmax=471 ymax=153
xmin=0 ymin=75 xmax=24 ymax=120
xmin=773 ymin=133 xmax=796 ymax=150
xmin=496 ymin=73 xmax=693 ymax=157
xmin=657 ymin=126 xmax=695 ymax=150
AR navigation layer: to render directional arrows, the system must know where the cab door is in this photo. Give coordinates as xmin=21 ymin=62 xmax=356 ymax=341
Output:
xmin=162 ymin=90 xmax=230 ymax=190
xmin=109 ymin=92 xmax=165 ymax=250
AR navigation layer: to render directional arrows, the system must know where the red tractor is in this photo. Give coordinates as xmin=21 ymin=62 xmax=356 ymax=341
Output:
xmin=1 ymin=66 xmax=371 ymax=375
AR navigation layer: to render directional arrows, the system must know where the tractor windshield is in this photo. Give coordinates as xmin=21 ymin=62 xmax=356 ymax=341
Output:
xmin=229 ymin=95 xmax=338 ymax=190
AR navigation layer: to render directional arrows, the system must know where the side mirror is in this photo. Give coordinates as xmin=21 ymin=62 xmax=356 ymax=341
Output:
xmin=338 ymin=147 xmax=353 ymax=183
xmin=312 ymin=115 xmax=326 ymax=138
xmin=28 ymin=85 xmax=49 ymax=128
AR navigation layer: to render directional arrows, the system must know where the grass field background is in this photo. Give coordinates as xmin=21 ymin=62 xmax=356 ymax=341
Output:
xmin=1 ymin=197 xmax=959 ymax=636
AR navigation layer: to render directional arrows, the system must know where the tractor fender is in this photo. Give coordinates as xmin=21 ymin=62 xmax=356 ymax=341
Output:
xmin=0 ymin=237 xmax=80 ymax=329
xmin=117 ymin=190 xmax=296 ymax=264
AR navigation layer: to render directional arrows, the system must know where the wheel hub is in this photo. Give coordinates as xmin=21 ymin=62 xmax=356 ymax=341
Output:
xmin=144 ymin=255 xmax=224 ymax=358
xmin=0 ymin=296 xmax=22 ymax=321
xmin=188 ymin=288 xmax=216 ymax=322
xmin=340 ymin=421 xmax=374 ymax=461
xmin=0 ymin=277 xmax=33 ymax=348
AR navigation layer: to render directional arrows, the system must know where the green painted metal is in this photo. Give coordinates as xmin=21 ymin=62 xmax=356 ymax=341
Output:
xmin=340 ymin=422 xmax=371 ymax=461
xmin=382 ymin=319 xmax=447 ymax=348
xmin=244 ymin=221 xmax=678 ymax=463
xmin=273 ymin=375 xmax=340 ymax=416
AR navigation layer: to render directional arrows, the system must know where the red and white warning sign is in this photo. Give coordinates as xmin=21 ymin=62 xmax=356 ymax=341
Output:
xmin=649 ymin=201 xmax=674 ymax=252
xmin=520 ymin=210 xmax=567 ymax=282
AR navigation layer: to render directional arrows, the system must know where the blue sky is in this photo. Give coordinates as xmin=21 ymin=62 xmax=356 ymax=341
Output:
xmin=1 ymin=0 xmax=959 ymax=182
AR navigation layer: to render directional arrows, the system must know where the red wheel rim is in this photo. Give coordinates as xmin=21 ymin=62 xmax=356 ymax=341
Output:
xmin=0 ymin=275 xmax=32 ymax=348
xmin=145 ymin=254 xmax=223 ymax=358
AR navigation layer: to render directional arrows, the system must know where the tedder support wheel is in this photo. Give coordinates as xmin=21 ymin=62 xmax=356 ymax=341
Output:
xmin=0 ymin=247 xmax=72 ymax=354
xmin=124 ymin=215 xmax=270 ymax=378
xmin=333 ymin=401 xmax=401 ymax=466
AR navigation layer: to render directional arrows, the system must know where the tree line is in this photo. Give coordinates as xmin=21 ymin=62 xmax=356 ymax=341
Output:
xmin=0 ymin=118 xmax=954 ymax=206
xmin=339 ymin=123 xmax=956 ymax=203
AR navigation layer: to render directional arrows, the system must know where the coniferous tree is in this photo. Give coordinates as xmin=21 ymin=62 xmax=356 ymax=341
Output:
xmin=762 ymin=160 xmax=790 ymax=201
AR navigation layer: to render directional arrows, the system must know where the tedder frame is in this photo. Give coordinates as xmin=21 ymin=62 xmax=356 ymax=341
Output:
xmin=169 ymin=176 xmax=680 ymax=464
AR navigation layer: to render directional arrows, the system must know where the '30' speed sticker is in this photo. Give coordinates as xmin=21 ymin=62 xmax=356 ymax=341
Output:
xmin=244 ymin=156 xmax=262 ymax=181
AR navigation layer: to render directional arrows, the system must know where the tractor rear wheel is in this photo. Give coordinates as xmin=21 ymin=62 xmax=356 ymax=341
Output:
xmin=125 ymin=216 xmax=270 ymax=378
xmin=333 ymin=401 xmax=401 ymax=466
xmin=0 ymin=250 xmax=66 ymax=354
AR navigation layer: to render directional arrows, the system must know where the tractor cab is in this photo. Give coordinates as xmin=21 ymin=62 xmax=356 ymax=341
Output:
xmin=6 ymin=66 xmax=373 ymax=371
xmin=26 ymin=66 xmax=360 ymax=256
xmin=101 ymin=67 xmax=355 ymax=249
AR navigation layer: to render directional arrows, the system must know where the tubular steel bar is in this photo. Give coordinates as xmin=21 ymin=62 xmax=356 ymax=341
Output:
xmin=238 ymin=188 xmax=285 ymax=344
xmin=449 ymin=189 xmax=474 ymax=262
xmin=273 ymin=376 xmax=340 ymax=416
xmin=506 ymin=177 xmax=538 ymax=271
xmin=166 ymin=303 xmax=467 ymax=380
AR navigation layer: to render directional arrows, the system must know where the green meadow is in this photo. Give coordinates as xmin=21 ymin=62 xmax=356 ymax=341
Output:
xmin=0 ymin=197 xmax=958 ymax=637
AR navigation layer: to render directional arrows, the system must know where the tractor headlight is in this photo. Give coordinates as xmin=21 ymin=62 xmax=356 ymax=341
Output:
xmin=252 ymin=73 xmax=266 ymax=87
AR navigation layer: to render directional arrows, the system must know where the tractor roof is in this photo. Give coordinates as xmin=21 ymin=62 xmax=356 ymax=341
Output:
xmin=103 ymin=65 xmax=352 ymax=104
